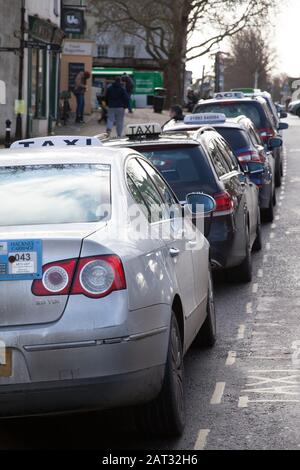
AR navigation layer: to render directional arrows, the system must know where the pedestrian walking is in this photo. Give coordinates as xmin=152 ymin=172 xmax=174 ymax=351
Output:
xmin=121 ymin=73 xmax=134 ymax=113
xmin=73 ymin=70 xmax=91 ymax=123
xmin=105 ymin=77 xmax=129 ymax=138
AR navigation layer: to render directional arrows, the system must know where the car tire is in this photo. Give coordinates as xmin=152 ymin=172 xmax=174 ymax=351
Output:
xmin=262 ymin=196 xmax=274 ymax=223
xmin=234 ymin=225 xmax=252 ymax=283
xmin=253 ymin=210 xmax=262 ymax=252
xmin=193 ymin=268 xmax=216 ymax=347
xmin=273 ymin=189 xmax=277 ymax=207
xmin=135 ymin=312 xmax=185 ymax=437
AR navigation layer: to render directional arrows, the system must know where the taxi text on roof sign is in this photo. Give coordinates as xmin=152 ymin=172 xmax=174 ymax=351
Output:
xmin=126 ymin=123 xmax=162 ymax=137
xmin=184 ymin=113 xmax=226 ymax=125
xmin=10 ymin=136 xmax=103 ymax=149
xmin=214 ymin=91 xmax=245 ymax=100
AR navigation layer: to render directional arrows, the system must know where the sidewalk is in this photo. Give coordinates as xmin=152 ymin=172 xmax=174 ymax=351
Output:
xmin=53 ymin=107 xmax=169 ymax=138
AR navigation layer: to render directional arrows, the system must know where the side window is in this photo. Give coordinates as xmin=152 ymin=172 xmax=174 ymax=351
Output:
xmin=138 ymin=158 xmax=182 ymax=220
xmin=207 ymin=137 xmax=230 ymax=177
xmin=138 ymin=158 xmax=177 ymax=206
xmin=126 ymin=158 xmax=164 ymax=223
xmin=218 ymin=137 xmax=239 ymax=171
xmin=127 ymin=174 xmax=150 ymax=221
xmin=249 ymin=125 xmax=262 ymax=146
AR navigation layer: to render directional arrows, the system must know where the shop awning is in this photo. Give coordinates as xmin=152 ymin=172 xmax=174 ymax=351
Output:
xmin=92 ymin=68 xmax=134 ymax=76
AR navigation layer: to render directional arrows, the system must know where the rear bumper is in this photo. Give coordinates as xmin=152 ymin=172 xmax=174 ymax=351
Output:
xmin=208 ymin=216 xmax=245 ymax=269
xmin=0 ymin=365 xmax=165 ymax=418
xmin=0 ymin=301 xmax=170 ymax=417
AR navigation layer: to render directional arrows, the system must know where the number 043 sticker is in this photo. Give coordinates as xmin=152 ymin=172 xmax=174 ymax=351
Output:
xmin=8 ymin=252 xmax=37 ymax=275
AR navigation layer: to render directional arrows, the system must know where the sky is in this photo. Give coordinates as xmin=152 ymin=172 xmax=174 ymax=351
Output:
xmin=188 ymin=0 xmax=300 ymax=80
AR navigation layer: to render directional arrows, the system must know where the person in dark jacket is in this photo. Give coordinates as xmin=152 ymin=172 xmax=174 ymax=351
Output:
xmin=105 ymin=77 xmax=129 ymax=137
xmin=121 ymin=73 xmax=134 ymax=113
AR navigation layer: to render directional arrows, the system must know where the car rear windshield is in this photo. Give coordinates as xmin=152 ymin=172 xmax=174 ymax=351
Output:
xmin=0 ymin=164 xmax=111 ymax=226
xmin=216 ymin=128 xmax=251 ymax=152
xmin=137 ymin=145 xmax=218 ymax=201
xmin=194 ymin=101 xmax=267 ymax=129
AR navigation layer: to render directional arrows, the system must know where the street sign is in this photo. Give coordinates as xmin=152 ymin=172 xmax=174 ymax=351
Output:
xmin=24 ymin=40 xmax=61 ymax=51
xmin=62 ymin=8 xmax=84 ymax=34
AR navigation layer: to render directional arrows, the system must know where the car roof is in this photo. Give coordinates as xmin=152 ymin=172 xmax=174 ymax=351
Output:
xmin=196 ymin=96 xmax=267 ymax=106
xmin=164 ymin=120 xmax=246 ymax=133
xmin=105 ymin=132 xmax=202 ymax=148
xmin=0 ymin=146 xmax=134 ymax=166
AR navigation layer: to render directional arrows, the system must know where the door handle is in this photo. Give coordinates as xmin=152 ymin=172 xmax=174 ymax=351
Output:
xmin=169 ymin=247 xmax=180 ymax=258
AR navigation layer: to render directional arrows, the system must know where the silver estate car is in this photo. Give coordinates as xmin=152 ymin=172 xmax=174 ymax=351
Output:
xmin=0 ymin=136 xmax=216 ymax=436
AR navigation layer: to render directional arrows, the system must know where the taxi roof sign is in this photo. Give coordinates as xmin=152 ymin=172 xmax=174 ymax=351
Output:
xmin=214 ymin=91 xmax=244 ymax=99
xmin=231 ymin=88 xmax=261 ymax=94
xmin=184 ymin=113 xmax=226 ymax=125
xmin=10 ymin=136 xmax=103 ymax=149
xmin=126 ymin=123 xmax=162 ymax=139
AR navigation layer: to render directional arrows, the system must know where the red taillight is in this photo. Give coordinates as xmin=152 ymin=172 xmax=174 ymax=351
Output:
xmin=32 ymin=259 xmax=77 ymax=296
xmin=72 ymin=255 xmax=126 ymax=299
xmin=32 ymin=255 xmax=126 ymax=298
xmin=237 ymin=150 xmax=260 ymax=163
xmin=213 ymin=191 xmax=234 ymax=216
xmin=259 ymin=128 xmax=274 ymax=142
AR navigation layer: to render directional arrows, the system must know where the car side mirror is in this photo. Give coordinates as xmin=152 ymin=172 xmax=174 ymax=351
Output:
xmin=278 ymin=122 xmax=289 ymax=131
xmin=186 ymin=192 xmax=216 ymax=215
xmin=280 ymin=111 xmax=288 ymax=118
xmin=268 ymin=137 xmax=282 ymax=150
xmin=186 ymin=193 xmax=216 ymax=238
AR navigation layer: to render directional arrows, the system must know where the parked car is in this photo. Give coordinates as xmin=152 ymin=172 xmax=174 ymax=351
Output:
xmin=288 ymin=99 xmax=300 ymax=117
xmin=0 ymin=135 xmax=216 ymax=437
xmin=164 ymin=113 xmax=281 ymax=222
xmin=194 ymin=92 xmax=287 ymax=187
xmin=106 ymin=123 xmax=261 ymax=282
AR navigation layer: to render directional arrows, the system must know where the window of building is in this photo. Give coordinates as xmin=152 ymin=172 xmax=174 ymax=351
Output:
xmin=53 ymin=0 xmax=59 ymax=16
xmin=97 ymin=45 xmax=109 ymax=57
xmin=124 ymin=45 xmax=135 ymax=58
xmin=29 ymin=48 xmax=47 ymax=119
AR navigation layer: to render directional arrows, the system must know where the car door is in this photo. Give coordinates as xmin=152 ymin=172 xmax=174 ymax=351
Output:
xmin=137 ymin=157 xmax=203 ymax=346
xmin=208 ymin=135 xmax=248 ymax=254
xmin=219 ymin=135 xmax=258 ymax=245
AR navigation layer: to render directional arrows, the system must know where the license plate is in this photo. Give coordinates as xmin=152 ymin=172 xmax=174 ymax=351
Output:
xmin=0 ymin=240 xmax=42 ymax=281
xmin=0 ymin=348 xmax=12 ymax=377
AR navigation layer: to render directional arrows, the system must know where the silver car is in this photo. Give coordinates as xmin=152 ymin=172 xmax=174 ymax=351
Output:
xmin=0 ymin=137 xmax=215 ymax=436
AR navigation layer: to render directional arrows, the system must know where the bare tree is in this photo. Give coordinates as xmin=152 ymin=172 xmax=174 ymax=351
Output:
xmin=224 ymin=28 xmax=276 ymax=91
xmin=88 ymin=0 xmax=278 ymax=106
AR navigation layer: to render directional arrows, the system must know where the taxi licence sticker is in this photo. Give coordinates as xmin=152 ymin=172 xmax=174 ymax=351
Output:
xmin=0 ymin=240 xmax=42 ymax=281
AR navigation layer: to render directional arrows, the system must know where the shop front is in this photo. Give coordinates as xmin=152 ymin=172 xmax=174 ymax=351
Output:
xmin=92 ymin=67 xmax=164 ymax=108
xmin=26 ymin=16 xmax=64 ymax=137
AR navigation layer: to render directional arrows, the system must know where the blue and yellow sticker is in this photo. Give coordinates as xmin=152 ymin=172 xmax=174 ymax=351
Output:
xmin=0 ymin=240 xmax=42 ymax=281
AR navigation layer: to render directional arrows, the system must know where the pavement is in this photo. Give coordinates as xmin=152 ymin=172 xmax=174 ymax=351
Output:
xmin=53 ymin=107 xmax=170 ymax=138
xmin=2 ymin=115 xmax=300 ymax=450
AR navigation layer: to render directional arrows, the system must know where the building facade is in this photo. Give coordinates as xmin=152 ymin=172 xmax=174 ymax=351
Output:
xmin=0 ymin=0 xmax=63 ymax=142
xmin=24 ymin=0 xmax=63 ymax=138
xmin=0 ymin=0 xmax=20 ymax=142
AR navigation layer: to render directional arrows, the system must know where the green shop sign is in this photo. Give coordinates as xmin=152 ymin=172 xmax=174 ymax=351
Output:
xmin=29 ymin=16 xmax=64 ymax=45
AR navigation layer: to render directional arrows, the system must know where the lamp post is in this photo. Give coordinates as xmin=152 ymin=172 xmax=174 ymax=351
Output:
xmin=15 ymin=0 xmax=26 ymax=141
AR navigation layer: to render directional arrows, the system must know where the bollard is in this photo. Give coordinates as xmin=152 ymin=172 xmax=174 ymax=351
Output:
xmin=5 ymin=119 xmax=11 ymax=148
